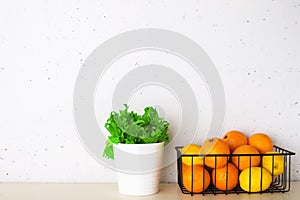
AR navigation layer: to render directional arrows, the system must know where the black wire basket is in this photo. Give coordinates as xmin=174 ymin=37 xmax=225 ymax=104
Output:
xmin=176 ymin=145 xmax=295 ymax=195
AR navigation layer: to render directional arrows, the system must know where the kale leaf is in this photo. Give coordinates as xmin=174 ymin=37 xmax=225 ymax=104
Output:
xmin=103 ymin=105 xmax=169 ymax=159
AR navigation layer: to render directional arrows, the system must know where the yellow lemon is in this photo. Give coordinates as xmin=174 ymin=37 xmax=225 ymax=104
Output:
xmin=239 ymin=167 xmax=272 ymax=192
xmin=180 ymin=144 xmax=203 ymax=166
xmin=262 ymin=152 xmax=285 ymax=176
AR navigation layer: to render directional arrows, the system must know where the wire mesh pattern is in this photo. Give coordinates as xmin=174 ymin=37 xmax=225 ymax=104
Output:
xmin=176 ymin=145 xmax=295 ymax=195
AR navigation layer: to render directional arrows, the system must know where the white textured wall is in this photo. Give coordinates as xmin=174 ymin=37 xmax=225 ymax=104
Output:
xmin=0 ymin=0 xmax=300 ymax=182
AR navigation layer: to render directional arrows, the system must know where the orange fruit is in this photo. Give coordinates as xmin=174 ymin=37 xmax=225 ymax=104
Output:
xmin=222 ymin=130 xmax=248 ymax=152
xmin=211 ymin=163 xmax=239 ymax=191
xmin=231 ymin=145 xmax=261 ymax=170
xmin=200 ymin=138 xmax=230 ymax=168
xmin=182 ymin=164 xmax=211 ymax=193
xmin=249 ymin=133 xmax=273 ymax=154
xmin=180 ymin=144 xmax=203 ymax=166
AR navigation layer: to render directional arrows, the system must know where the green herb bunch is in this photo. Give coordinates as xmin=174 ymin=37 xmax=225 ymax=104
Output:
xmin=103 ymin=105 xmax=169 ymax=159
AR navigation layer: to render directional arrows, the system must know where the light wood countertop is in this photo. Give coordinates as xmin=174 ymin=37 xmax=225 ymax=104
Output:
xmin=0 ymin=182 xmax=299 ymax=200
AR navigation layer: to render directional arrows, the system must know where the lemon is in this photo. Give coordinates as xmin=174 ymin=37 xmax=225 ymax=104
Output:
xmin=262 ymin=152 xmax=285 ymax=176
xmin=180 ymin=144 xmax=203 ymax=166
xmin=239 ymin=167 xmax=272 ymax=192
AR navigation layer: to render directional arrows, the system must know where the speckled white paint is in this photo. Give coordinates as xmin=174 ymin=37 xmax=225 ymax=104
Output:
xmin=0 ymin=0 xmax=300 ymax=183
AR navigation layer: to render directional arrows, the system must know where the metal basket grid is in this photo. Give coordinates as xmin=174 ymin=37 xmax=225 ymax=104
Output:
xmin=176 ymin=145 xmax=295 ymax=195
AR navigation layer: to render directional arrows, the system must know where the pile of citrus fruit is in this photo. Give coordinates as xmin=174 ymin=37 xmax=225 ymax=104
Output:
xmin=180 ymin=130 xmax=285 ymax=193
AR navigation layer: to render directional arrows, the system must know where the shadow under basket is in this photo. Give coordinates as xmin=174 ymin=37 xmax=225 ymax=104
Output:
xmin=175 ymin=145 xmax=295 ymax=196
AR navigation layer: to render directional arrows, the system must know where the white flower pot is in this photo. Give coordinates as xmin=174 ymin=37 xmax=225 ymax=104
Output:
xmin=113 ymin=142 xmax=164 ymax=196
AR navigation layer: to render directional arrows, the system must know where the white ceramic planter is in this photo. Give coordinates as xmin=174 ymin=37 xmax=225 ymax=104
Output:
xmin=113 ymin=142 xmax=164 ymax=196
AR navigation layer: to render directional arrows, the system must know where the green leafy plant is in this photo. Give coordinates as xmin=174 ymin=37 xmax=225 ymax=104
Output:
xmin=103 ymin=105 xmax=170 ymax=159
